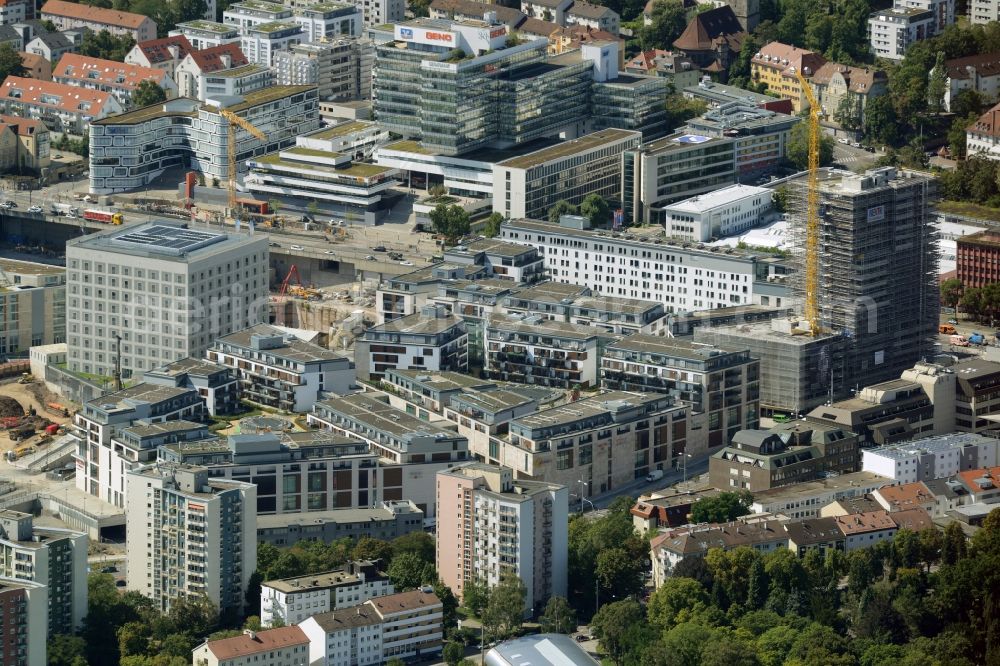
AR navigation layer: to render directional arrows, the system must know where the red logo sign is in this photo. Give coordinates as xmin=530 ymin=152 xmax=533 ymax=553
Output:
xmin=426 ymin=31 xmax=453 ymax=42
xmin=490 ymin=27 xmax=505 ymax=38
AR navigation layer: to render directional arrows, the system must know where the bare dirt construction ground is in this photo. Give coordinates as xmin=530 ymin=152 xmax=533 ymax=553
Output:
xmin=0 ymin=378 xmax=73 ymax=456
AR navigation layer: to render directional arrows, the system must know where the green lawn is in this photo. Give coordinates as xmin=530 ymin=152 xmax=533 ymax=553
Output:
xmin=936 ymin=200 xmax=1000 ymax=223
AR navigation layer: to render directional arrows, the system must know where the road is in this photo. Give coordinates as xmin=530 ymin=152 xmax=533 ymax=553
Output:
xmin=832 ymin=141 xmax=880 ymax=172
xmin=577 ymin=458 xmax=710 ymax=511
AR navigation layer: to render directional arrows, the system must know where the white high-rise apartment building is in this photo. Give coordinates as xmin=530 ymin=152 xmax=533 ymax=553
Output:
xmin=126 ymin=464 xmax=256 ymax=614
xmin=435 ymin=463 xmax=567 ymax=615
xmin=65 ymin=222 xmax=268 ymax=379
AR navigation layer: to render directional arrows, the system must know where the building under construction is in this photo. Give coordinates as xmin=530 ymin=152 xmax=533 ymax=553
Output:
xmin=695 ymin=167 xmax=938 ymax=416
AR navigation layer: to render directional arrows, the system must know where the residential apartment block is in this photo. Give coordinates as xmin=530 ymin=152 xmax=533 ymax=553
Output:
xmin=125 ymin=35 xmax=194 ymax=78
xmin=65 ymin=222 xmax=269 ymax=378
xmin=208 ymin=324 xmax=355 ymax=412
xmin=0 ymin=114 xmax=50 ymax=173
xmin=52 ymin=53 xmax=178 ymax=110
xmin=308 ymin=393 xmax=472 ymax=516
xmin=500 ymin=216 xmax=790 ymax=313
xmin=89 ymin=85 xmax=319 ymax=194
xmin=300 ymin=589 xmax=443 ymax=664
xmin=492 ymin=129 xmax=642 ymax=220
xmin=0 ymin=578 xmax=46 ymax=666
xmin=126 ymin=464 xmax=256 ymax=614
xmin=748 ymin=471 xmax=891 ymax=519
xmin=143 ymin=357 xmax=240 ymax=417
xmin=173 ymin=43 xmax=267 ymax=101
xmin=273 ymin=38 xmax=374 ymax=102
xmin=750 ymin=42 xmax=826 ymax=112
xmin=41 ymin=0 xmax=156 ymax=42
xmin=72 ymin=383 xmax=209 ymax=507
xmin=0 ymin=259 xmax=65 ymax=356
xmin=255 ymin=501 xmax=425 ymax=546
xmin=601 ymin=335 xmax=760 ymax=448
xmin=169 ymin=21 xmax=242 ymax=51
xmin=501 ymin=281 xmax=668 ymax=335
xmin=0 ymin=76 xmax=122 ymax=134
xmin=355 ymin=304 xmax=468 ymax=381
xmin=485 ymin=313 xmax=619 ymax=389
xmin=436 ymin=463 xmax=567 ymax=613
xmin=193 ymin=627 xmax=309 ymax=666
xmin=0 ymin=511 xmax=87 ymax=637
xmin=261 ymin=560 xmax=392 ymax=627
xmin=709 ymin=421 xmax=859 ymax=492
xmin=861 ymin=432 xmax=1000 ymax=483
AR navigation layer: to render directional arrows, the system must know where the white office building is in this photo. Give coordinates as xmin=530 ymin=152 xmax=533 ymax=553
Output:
xmin=661 ymin=184 xmax=773 ymax=242
xmin=65 ymin=222 xmax=269 ymax=378
xmin=241 ymin=22 xmax=304 ymax=65
xmin=861 ymin=432 xmax=1000 ymax=483
xmin=868 ymin=0 xmax=951 ymax=60
xmin=294 ymin=3 xmax=363 ymax=40
xmin=169 ymin=21 xmax=242 ymax=50
xmin=126 ymin=464 xmax=256 ymax=614
xmin=260 ymin=561 xmax=392 ymax=627
xmin=500 ymin=217 xmax=792 ymax=314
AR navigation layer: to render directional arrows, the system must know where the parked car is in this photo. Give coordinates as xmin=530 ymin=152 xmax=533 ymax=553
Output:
xmin=400 ymin=260 xmax=414 ymax=266
xmin=290 ymin=244 xmax=304 ymax=251
xmin=948 ymin=318 xmax=958 ymax=324
xmin=28 ymin=205 xmax=42 ymax=213
xmin=364 ymin=254 xmax=375 ymax=260
xmin=325 ymin=250 xmax=336 ymax=255
xmin=372 ymin=246 xmax=387 ymax=252
xmin=269 ymin=242 xmax=281 ymax=247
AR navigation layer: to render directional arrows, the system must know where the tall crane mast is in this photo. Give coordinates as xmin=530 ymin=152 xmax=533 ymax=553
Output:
xmin=218 ymin=108 xmax=267 ymax=222
xmin=796 ymin=68 xmax=821 ymax=337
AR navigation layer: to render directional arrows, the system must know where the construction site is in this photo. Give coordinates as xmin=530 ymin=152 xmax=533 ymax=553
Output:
xmin=695 ymin=74 xmax=939 ymax=418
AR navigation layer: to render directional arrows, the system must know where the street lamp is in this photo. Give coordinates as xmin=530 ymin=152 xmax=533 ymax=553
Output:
xmin=682 ymin=453 xmax=693 ymax=488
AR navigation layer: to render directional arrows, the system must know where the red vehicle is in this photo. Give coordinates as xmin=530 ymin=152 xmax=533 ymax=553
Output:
xmin=83 ymin=209 xmax=123 ymax=225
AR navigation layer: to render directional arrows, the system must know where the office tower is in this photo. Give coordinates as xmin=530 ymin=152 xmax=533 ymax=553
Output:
xmin=126 ymin=464 xmax=256 ymax=614
xmin=0 ymin=578 xmax=47 ymax=666
xmin=65 ymin=221 xmax=269 ymax=378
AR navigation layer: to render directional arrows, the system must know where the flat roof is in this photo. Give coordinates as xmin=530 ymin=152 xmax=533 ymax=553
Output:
xmin=315 ymin=393 xmax=462 ymax=440
xmin=865 ymin=432 xmax=996 ymax=461
xmin=175 ymin=19 xmax=236 ymax=32
xmin=451 ymin=388 xmax=535 ymax=413
xmin=643 ymin=131 xmax=732 ymax=154
xmin=257 ymin=151 xmax=394 ymax=179
xmin=486 ymin=634 xmax=600 ymax=666
xmin=607 ymin=334 xmax=745 ymax=359
xmin=0 ymin=258 xmax=64 ymax=276
xmin=122 ymin=420 xmax=206 ymax=438
xmin=309 ymin=120 xmax=376 ymax=139
xmin=148 ymin=357 xmax=229 ymax=378
xmin=91 ymin=100 xmax=198 ymax=125
xmin=216 ymin=324 xmax=349 ymax=364
xmin=368 ymin=311 xmax=463 ymax=336
xmin=447 ymin=238 xmax=538 ymax=259
xmin=512 ymin=390 xmax=667 ymax=430
xmin=497 ymin=128 xmax=640 ymax=170
xmin=570 ymin=295 xmax=662 ymax=316
xmin=953 ymin=359 xmax=1000 ymax=380
xmin=663 ymin=184 xmax=772 ymax=213
xmin=487 ymin=313 xmax=619 ymax=341
xmin=387 ymin=368 xmax=495 ymax=392
xmin=506 ymin=281 xmax=589 ymax=303
xmin=87 ymin=383 xmax=193 ymax=412
xmin=262 ymin=565 xmax=383 ymax=593
xmin=220 ymin=85 xmax=315 ymax=114
xmin=69 ymin=221 xmax=261 ymax=261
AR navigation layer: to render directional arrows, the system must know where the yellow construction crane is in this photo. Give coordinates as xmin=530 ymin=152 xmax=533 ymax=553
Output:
xmin=218 ymin=108 xmax=267 ymax=220
xmin=796 ymin=69 xmax=821 ymax=336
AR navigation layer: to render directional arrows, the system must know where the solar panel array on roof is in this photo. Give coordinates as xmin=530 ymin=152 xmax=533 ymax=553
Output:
xmin=111 ymin=225 xmax=225 ymax=255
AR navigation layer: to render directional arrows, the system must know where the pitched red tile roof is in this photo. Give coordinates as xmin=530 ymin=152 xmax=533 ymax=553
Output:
xmin=875 ymin=481 xmax=935 ymax=510
xmin=187 ymin=43 xmax=248 ymax=73
xmin=833 ymin=510 xmax=897 ymax=535
xmin=946 ymin=50 xmax=1000 ymax=80
xmin=41 ymin=0 xmax=151 ymax=29
xmin=810 ymin=61 xmax=886 ymax=95
xmin=134 ymin=35 xmax=193 ymax=64
xmin=0 ymin=76 xmax=115 ymax=115
xmin=206 ymin=628 xmax=308 ymax=661
xmin=969 ymin=101 xmax=1000 ymax=137
xmin=752 ymin=41 xmax=826 ymax=78
xmin=0 ymin=114 xmax=46 ymax=135
xmin=890 ymin=507 xmax=933 ymax=532
xmin=367 ymin=589 xmax=441 ymax=616
xmin=53 ymin=53 xmax=167 ymax=90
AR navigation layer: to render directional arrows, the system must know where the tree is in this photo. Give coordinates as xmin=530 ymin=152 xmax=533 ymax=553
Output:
xmin=539 ymin=595 xmax=577 ymax=634
xmin=433 ymin=578 xmax=459 ymax=630
xmin=430 ymin=203 xmax=470 ymax=243
xmin=352 ymin=536 xmax=394 ymax=565
xmin=579 ymin=194 xmax=611 ymax=227
xmin=952 ymin=89 xmax=986 ymax=119
xmin=747 ymin=558 xmax=769 ymax=611
xmin=647 ymin=576 xmax=709 ymax=630
xmin=463 ymin=578 xmax=490 ymax=617
xmin=386 ymin=659 xmax=406 ymax=666
xmin=948 ymin=113 xmax=978 ymax=159
xmin=927 ymin=51 xmax=948 ymax=113
xmin=941 ymin=521 xmax=967 ymax=565
xmin=665 ymin=93 xmax=708 ymax=130
xmin=596 ymin=547 xmax=645 ymax=600
xmin=786 ymin=120 xmax=834 ymax=171
xmin=548 ymin=200 xmax=578 ymax=225
xmin=0 ymin=43 xmax=26 ymax=82
xmin=700 ymin=631 xmax=761 ymax=666
xmin=638 ymin=0 xmax=686 ymax=51
xmin=482 ymin=574 xmax=526 ymax=642
xmin=388 ymin=552 xmax=433 ymax=590
xmin=443 ymin=641 xmax=466 ymax=665
xmin=863 ymin=95 xmax=898 ymax=147
xmin=941 ymin=278 xmax=963 ymax=311
xmin=833 ymin=94 xmax=862 ymax=133
xmin=409 ymin=0 xmax=431 ymax=15
xmin=690 ymin=491 xmax=753 ymax=524
xmin=483 ymin=211 xmax=504 ymax=238
xmin=79 ymin=29 xmax=135 ymax=61
xmin=392 ymin=531 xmax=435 ymax=565
xmin=268 ymin=198 xmax=282 ymax=216
xmin=961 ymin=287 xmax=984 ymax=322
xmin=48 ymin=634 xmax=90 ymax=666
xmin=133 ymin=80 xmax=166 ymax=108
xmin=591 ymin=599 xmax=645 ymax=663
xmin=306 ymin=200 xmax=320 ymax=219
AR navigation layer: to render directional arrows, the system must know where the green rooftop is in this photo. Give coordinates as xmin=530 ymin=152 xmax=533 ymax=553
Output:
xmin=299 ymin=2 xmax=355 ymax=12
xmin=256 ymin=152 xmax=394 ymax=180
xmin=251 ymin=20 xmax=300 ymax=33
xmin=309 ymin=121 xmax=375 ymax=139
xmin=177 ymin=20 xmax=235 ymax=33
xmin=229 ymin=0 xmax=287 ymax=11
xmin=93 ymin=102 xmax=197 ymax=125
xmin=213 ymin=64 xmax=267 ymax=78
xmin=217 ymin=85 xmax=316 ymax=113
xmin=384 ymin=139 xmax=436 ymax=155
xmin=498 ymin=128 xmax=641 ymax=170
xmin=283 ymin=146 xmax=346 ymax=159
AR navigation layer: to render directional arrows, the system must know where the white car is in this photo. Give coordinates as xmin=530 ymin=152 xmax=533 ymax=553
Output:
xmin=400 ymin=260 xmax=414 ymax=266
xmin=290 ymin=245 xmax=304 ymax=251
xmin=28 ymin=205 xmax=42 ymax=213
xmin=838 ymin=138 xmax=849 ymax=144
xmin=325 ymin=250 xmax=336 ymax=255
